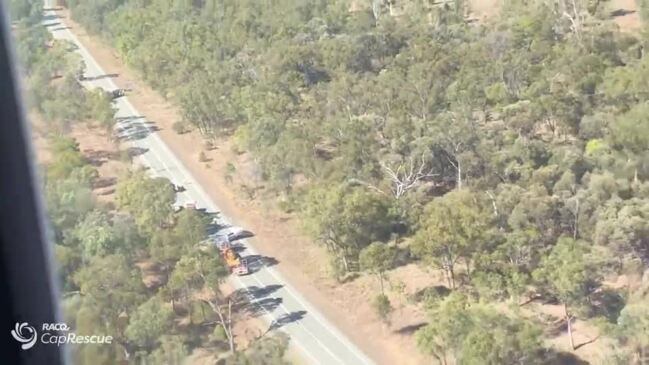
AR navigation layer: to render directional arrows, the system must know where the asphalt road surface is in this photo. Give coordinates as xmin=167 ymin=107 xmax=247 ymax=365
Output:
xmin=42 ymin=8 xmax=375 ymax=365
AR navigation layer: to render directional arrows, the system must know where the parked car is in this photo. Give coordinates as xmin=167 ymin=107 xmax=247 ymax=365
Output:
xmin=215 ymin=227 xmax=255 ymax=242
xmin=110 ymin=89 xmax=125 ymax=99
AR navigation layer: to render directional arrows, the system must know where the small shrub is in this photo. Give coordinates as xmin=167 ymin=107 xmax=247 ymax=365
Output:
xmin=277 ymin=195 xmax=298 ymax=213
xmin=198 ymin=151 xmax=209 ymax=162
xmin=231 ymin=125 xmax=249 ymax=154
xmin=411 ymin=285 xmax=451 ymax=308
xmin=240 ymin=184 xmax=256 ymax=200
xmin=327 ymin=256 xmax=345 ymax=282
xmin=224 ymin=162 xmax=236 ymax=183
xmin=390 ymin=279 xmax=407 ymax=307
xmin=210 ymin=325 xmax=227 ymax=342
xmin=172 ymin=121 xmax=189 ymax=134
xmin=585 ymin=138 xmax=606 ymax=155
xmin=189 ymin=301 xmax=213 ymax=325
xmin=373 ymin=294 xmax=393 ymax=324
xmin=119 ymin=149 xmax=132 ymax=163
xmin=204 ymin=140 xmax=215 ymax=151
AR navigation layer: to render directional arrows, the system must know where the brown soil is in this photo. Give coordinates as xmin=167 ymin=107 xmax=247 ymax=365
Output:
xmin=468 ymin=0 xmax=644 ymax=33
xmin=71 ymin=124 xmax=126 ymax=202
xmin=468 ymin=0 xmax=501 ymax=22
xmin=528 ymin=302 xmax=614 ymax=361
xmin=609 ymin=0 xmax=642 ymax=32
xmin=29 ymin=114 xmax=126 ymax=202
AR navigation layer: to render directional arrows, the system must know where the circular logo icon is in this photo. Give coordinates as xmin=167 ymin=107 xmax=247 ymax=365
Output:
xmin=11 ymin=322 xmax=37 ymax=350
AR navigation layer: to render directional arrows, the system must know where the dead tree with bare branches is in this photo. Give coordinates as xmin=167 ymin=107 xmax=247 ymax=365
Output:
xmin=351 ymin=153 xmax=437 ymax=200
xmin=553 ymin=0 xmax=586 ymax=43
xmin=201 ymin=292 xmax=235 ymax=353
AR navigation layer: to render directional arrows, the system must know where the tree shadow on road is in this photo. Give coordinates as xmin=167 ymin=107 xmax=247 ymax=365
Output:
xmin=126 ymin=146 xmax=149 ymax=158
xmin=231 ymin=285 xmax=285 ymax=317
xmin=206 ymin=222 xmax=225 ymax=236
xmin=230 ymin=242 xmax=246 ymax=253
xmin=267 ymin=310 xmax=307 ymax=332
xmin=42 ymin=13 xmax=60 ymax=21
xmin=246 ymin=297 xmax=284 ymax=317
xmin=245 ymin=284 xmax=283 ymax=300
xmin=115 ymin=125 xmax=151 ymax=141
xmin=229 ymin=230 xmax=255 ymax=242
xmin=245 ymin=255 xmax=279 ymax=273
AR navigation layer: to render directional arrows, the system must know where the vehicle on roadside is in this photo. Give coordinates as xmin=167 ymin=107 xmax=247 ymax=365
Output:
xmin=214 ymin=236 xmax=230 ymax=250
xmin=232 ymin=258 xmax=249 ymax=276
xmin=215 ymin=227 xmax=254 ymax=243
xmin=173 ymin=200 xmax=196 ymax=213
xmin=218 ymin=240 xmax=249 ymax=276
xmin=109 ymin=89 xmax=125 ymax=99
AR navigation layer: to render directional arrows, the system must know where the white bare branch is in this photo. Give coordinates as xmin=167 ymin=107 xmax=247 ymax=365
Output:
xmin=485 ymin=190 xmax=499 ymax=218
xmin=199 ymin=287 xmax=235 ymax=353
xmin=382 ymin=153 xmax=437 ymax=199
xmin=556 ymin=0 xmax=584 ymax=42
xmin=351 ymin=153 xmax=437 ymax=199
xmin=348 ymin=178 xmax=389 ymax=196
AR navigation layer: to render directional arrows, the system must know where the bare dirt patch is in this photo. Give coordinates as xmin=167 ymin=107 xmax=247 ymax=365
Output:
xmin=468 ymin=0 xmax=501 ymax=22
xmin=609 ymin=0 xmax=642 ymax=32
xmin=29 ymin=113 xmax=126 ymax=202
xmin=70 ymin=124 xmax=126 ymax=201
xmin=467 ymin=0 xmax=644 ymax=32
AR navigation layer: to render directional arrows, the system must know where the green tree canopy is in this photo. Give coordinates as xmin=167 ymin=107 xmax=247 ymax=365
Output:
xmin=69 ymin=209 xmax=117 ymax=261
xmin=116 ymin=171 xmax=175 ymax=233
xmin=416 ymin=293 xmax=544 ymax=365
xmin=305 ymin=184 xmax=393 ymax=275
xmin=74 ymin=254 xmax=146 ymax=324
xmin=359 ymin=241 xmax=395 ymax=295
xmin=125 ymin=296 xmax=174 ymax=350
xmin=412 ymin=190 xmax=491 ymax=288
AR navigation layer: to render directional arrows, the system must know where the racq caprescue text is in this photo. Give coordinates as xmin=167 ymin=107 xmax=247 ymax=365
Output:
xmin=41 ymin=333 xmax=113 ymax=346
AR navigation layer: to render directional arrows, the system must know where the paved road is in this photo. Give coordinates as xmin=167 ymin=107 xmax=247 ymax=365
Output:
xmin=42 ymin=8 xmax=375 ymax=365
